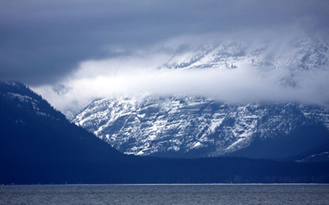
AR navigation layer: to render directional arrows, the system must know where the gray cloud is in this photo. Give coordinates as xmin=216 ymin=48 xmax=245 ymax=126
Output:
xmin=1 ymin=0 xmax=329 ymax=85
xmin=32 ymin=35 xmax=329 ymax=116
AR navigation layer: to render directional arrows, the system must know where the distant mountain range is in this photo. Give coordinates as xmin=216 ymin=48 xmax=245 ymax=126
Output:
xmin=73 ymin=37 xmax=329 ymax=160
xmin=1 ymin=81 xmax=329 ymax=184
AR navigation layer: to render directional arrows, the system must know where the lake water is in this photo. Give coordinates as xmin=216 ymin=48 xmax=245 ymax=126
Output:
xmin=0 ymin=184 xmax=328 ymax=205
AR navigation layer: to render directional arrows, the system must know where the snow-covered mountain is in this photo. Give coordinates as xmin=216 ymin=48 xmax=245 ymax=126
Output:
xmin=73 ymin=36 xmax=329 ymax=159
xmin=164 ymin=37 xmax=329 ymax=72
xmin=73 ymin=95 xmax=329 ymax=159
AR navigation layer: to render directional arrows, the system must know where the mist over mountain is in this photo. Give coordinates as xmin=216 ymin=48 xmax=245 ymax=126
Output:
xmin=69 ymin=36 xmax=329 ymax=160
xmin=33 ymin=34 xmax=329 ymax=118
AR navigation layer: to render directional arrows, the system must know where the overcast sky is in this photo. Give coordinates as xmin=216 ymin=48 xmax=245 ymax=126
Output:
xmin=1 ymin=0 xmax=329 ymax=112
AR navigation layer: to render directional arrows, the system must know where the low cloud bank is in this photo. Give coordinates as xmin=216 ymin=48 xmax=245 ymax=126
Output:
xmin=32 ymin=48 xmax=329 ymax=116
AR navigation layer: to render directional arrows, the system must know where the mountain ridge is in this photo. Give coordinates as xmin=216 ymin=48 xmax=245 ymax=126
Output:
xmin=1 ymin=81 xmax=329 ymax=184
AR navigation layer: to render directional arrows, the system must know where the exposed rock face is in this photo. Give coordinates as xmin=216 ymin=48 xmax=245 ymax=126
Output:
xmin=74 ymin=95 xmax=329 ymax=158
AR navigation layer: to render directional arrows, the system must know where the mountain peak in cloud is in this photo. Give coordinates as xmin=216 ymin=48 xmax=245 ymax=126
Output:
xmin=31 ymin=33 xmax=329 ymax=116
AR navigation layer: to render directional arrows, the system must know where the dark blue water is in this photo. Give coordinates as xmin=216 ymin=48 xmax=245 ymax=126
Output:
xmin=0 ymin=184 xmax=328 ymax=205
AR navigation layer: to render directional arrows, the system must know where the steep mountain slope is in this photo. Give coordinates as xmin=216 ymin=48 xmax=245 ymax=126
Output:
xmin=73 ymin=37 xmax=329 ymax=159
xmin=0 ymin=81 xmax=123 ymax=160
xmin=0 ymin=81 xmax=127 ymax=184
